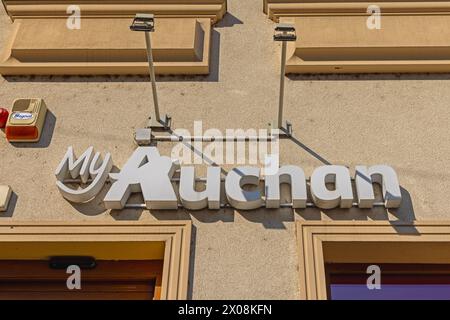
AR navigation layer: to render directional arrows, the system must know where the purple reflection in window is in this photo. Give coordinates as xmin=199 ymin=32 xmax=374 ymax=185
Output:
xmin=331 ymin=284 xmax=450 ymax=300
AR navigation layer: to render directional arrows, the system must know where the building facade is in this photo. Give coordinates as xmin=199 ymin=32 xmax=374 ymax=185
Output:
xmin=0 ymin=0 xmax=449 ymax=300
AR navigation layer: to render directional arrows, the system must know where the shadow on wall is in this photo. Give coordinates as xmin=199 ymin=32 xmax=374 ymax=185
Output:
xmin=110 ymin=208 xmax=144 ymax=221
xmin=149 ymin=210 xmax=233 ymax=224
xmin=285 ymin=131 xmax=332 ymax=165
xmin=295 ymin=185 xmax=417 ymax=234
xmin=68 ymin=180 xmax=114 ymax=217
xmin=110 ymin=185 xmax=416 ymax=231
xmin=215 ymin=12 xmax=243 ymax=29
xmin=296 ymin=186 xmax=416 ymax=221
xmin=238 ymin=207 xmax=294 ymax=229
xmin=1 ymin=12 xmax=245 ymax=84
xmin=142 ymin=182 xmax=416 ymax=232
xmin=51 ymin=183 xmax=417 ymax=230
xmin=187 ymin=224 xmax=197 ymax=300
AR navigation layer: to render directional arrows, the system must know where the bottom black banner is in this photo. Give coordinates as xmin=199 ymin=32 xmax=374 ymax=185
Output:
xmin=0 ymin=300 xmax=444 ymax=319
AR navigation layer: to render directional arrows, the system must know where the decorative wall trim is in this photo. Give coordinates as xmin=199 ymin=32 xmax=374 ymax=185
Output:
xmin=0 ymin=221 xmax=192 ymax=300
xmin=296 ymin=221 xmax=450 ymax=300
xmin=0 ymin=17 xmax=211 ymax=75
xmin=0 ymin=0 xmax=226 ymax=75
xmin=3 ymin=0 xmax=227 ymax=23
xmin=264 ymin=0 xmax=450 ymax=21
xmin=282 ymin=15 xmax=450 ymax=74
xmin=265 ymin=1 xmax=450 ymax=73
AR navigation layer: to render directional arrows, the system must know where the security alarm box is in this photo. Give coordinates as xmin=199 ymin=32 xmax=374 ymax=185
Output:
xmin=5 ymin=98 xmax=47 ymax=142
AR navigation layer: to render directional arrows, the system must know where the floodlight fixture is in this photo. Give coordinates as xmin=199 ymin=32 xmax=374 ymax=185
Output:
xmin=130 ymin=13 xmax=155 ymax=32
xmin=274 ymin=23 xmax=297 ymax=42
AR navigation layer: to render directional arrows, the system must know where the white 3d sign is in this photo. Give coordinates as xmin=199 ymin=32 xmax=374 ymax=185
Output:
xmin=55 ymin=147 xmax=402 ymax=210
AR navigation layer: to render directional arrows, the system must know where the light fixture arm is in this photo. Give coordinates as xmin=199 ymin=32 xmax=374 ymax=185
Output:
xmin=131 ymin=13 xmax=172 ymax=145
xmin=278 ymin=40 xmax=287 ymax=129
xmin=144 ymin=31 xmax=161 ymax=122
xmin=273 ymin=23 xmax=296 ymax=135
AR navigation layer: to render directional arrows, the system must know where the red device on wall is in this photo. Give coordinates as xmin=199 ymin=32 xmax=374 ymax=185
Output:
xmin=0 ymin=108 xmax=8 ymax=128
xmin=5 ymin=99 xmax=47 ymax=142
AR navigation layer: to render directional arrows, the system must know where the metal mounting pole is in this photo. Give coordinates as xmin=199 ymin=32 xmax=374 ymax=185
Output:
xmin=132 ymin=13 xmax=172 ymax=145
xmin=278 ymin=40 xmax=287 ymax=129
xmin=272 ymin=23 xmax=296 ymax=136
xmin=144 ymin=31 xmax=161 ymax=124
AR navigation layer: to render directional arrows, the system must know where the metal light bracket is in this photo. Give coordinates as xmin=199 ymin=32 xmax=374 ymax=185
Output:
xmin=148 ymin=114 xmax=172 ymax=130
xmin=273 ymin=23 xmax=297 ymax=133
xmin=130 ymin=13 xmax=155 ymax=32
xmin=268 ymin=120 xmax=293 ymax=138
xmin=274 ymin=23 xmax=297 ymax=42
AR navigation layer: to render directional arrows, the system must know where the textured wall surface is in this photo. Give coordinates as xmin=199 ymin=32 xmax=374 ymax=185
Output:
xmin=0 ymin=0 xmax=450 ymax=299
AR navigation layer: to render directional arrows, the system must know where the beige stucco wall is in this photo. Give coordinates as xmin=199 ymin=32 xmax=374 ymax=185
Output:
xmin=0 ymin=0 xmax=449 ymax=299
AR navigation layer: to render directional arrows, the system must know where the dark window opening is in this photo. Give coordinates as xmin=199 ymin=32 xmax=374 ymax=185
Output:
xmin=326 ymin=263 xmax=450 ymax=300
xmin=0 ymin=260 xmax=163 ymax=300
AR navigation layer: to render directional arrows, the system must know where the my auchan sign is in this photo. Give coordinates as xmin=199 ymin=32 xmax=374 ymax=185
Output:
xmin=55 ymin=146 xmax=402 ymax=210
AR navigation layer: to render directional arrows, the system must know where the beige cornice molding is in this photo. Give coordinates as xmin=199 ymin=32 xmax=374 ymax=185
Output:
xmin=281 ymin=14 xmax=450 ymax=74
xmin=264 ymin=2 xmax=450 ymax=73
xmin=264 ymin=0 xmax=450 ymax=21
xmin=297 ymin=221 xmax=450 ymax=300
xmin=2 ymin=0 xmax=227 ymax=23
xmin=0 ymin=17 xmax=212 ymax=75
xmin=0 ymin=1 xmax=225 ymax=75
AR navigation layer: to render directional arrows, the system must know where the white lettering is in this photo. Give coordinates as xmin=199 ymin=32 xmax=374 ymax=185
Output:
xmin=104 ymin=147 xmax=179 ymax=210
xmin=310 ymin=165 xmax=354 ymax=209
xmin=179 ymin=166 xmax=221 ymax=210
xmin=56 ymin=147 xmax=403 ymax=210
xmin=225 ymin=167 xmax=263 ymax=210
xmin=355 ymin=165 xmax=402 ymax=208
xmin=265 ymin=165 xmax=307 ymax=208
xmin=55 ymin=146 xmax=112 ymax=203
